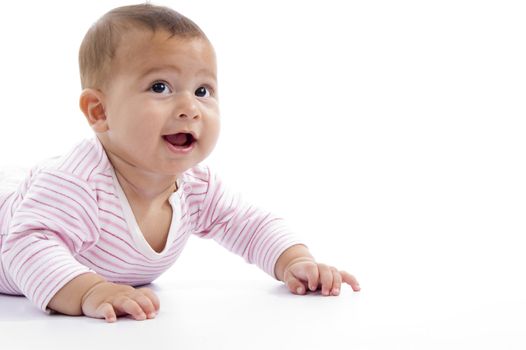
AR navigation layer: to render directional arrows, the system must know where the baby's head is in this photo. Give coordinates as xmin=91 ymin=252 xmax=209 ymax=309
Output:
xmin=79 ymin=4 xmax=220 ymax=177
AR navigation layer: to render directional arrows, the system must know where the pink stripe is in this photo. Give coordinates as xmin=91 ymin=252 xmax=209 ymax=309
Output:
xmin=30 ymin=181 xmax=98 ymax=238
xmin=15 ymin=205 xmax=78 ymax=236
xmin=56 ymin=143 xmax=81 ymax=170
xmin=208 ymin=191 xmax=226 ymax=225
xmin=43 ymin=172 xmax=97 ymax=209
xmin=15 ymin=205 xmax=85 ymax=247
xmin=97 ymin=199 xmax=122 ymax=216
xmin=77 ymin=144 xmax=99 ymax=177
xmin=38 ymin=173 xmax=98 ymax=219
xmin=261 ymin=232 xmax=289 ymax=271
xmin=80 ymin=251 xmax=171 ymax=277
xmin=222 ymin=211 xmax=251 ymax=249
xmin=95 ymin=226 xmax=181 ymax=266
xmin=184 ymin=189 xmax=208 ymax=198
xmin=96 ymin=188 xmax=118 ymax=197
xmin=93 ymin=244 xmax=170 ymax=270
xmin=184 ymin=199 xmax=201 ymax=213
xmin=82 ymin=249 xmax=142 ymax=275
xmin=10 ymin=192 xmax=24 ymax=217
xmin=96 ymin=230 xmax=149 ymax=262
xmin=250 ymin=224 xmax=287 ymax=263
xmin=67 ymin=141 xmax=94 ymax=174
xmin=103 ymin=225 xmax=185 ymax=265
xmin=200 ymin=179 xmax=221 ymax=227
xmin=242 ymin=217 xmax=282 ymax=260
xmin=227 ymin=207 xmax=263 ymax=249
xmin=98 ymin=213 xmax=176 ymax=261
xmin=3 ymin=237 xmax=41 ymax=271
xmin=35 ymin=262 xmax=89 ymax=310
xmin=93 ymin=175 xmax=114 ymax=188
xmin=12 ymin=243 xmax=60 ymax=283
xmin=232 ymin=209 xmax=269 ymax=254
xmin=72 ymin=143 xmax=95 ymax=173
xmin=217 ymin=196 xmax=237 ymax=237
xmin=87 ymin=147 xmax=105 ymax=180
xmin=0 ymin=191 xmax=15 ymax=214
xmin=184 ymin=168 xmax=208 ymax=182
xmin=99 ymin=206 xmax=125 ymax=221
xmin=24 ymin=195 xmax=81 ymax=228
xmin=41 ymin=269 xmax=90 ymax=311
xmin=227 ymin=220 xmax=251 ymax=253
xmin=22 ymin=247 xmax=69 ymax=293
xmin=9 ymin=215 xmax=83 ymax=251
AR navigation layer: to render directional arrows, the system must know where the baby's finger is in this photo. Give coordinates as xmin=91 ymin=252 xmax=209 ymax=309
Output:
xmin=112 ymin=296 xmax=147 ymax=320
xmin=331 ymin=268 xmax=342 ymax=296
xmin=285 ymin=273 xmax=307 ymax=295
xmin=318 ymin=264 xmax=333 ymax=296
xmin=96 ymin=302 xmax=117 ymax=323
xmin=341 ymin=270 xmax=361 ymax=291
xmin=132 ymin=293 xmax=157 ymax=319
xmin=304 ymin=264 xmax=319 ymax=292
xmin=138 ymin=287 xmax=160 ymax=312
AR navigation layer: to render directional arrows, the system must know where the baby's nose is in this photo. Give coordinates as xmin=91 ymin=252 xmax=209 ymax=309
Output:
xmin=174 ymin=92 xmax=200 ymax=119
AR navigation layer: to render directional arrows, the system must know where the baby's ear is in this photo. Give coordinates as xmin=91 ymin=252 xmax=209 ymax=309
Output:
xmin=79 ymin=89 xmax=108 ymax=133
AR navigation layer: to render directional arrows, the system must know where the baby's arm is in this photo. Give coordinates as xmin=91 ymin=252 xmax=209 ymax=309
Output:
xmin=48 ymin=272 xmax=159 ymax=322
xmin=193 ymin=166 xmax=359 ymax=295
xmin=275 ymin=244 xmax=360 ymax=296
xmin=3 ymin=169 xmax=159 ymax=321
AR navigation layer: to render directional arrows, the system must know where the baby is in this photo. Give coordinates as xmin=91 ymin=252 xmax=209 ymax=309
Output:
xmin=0 ymin=4 xmax=360 ymax=322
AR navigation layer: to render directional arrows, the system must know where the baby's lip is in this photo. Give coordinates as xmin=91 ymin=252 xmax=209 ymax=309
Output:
xmin=162 ymin=130 xmax=198 ymax=148
xmin=162 ymin=130 xmax=198 ymax=140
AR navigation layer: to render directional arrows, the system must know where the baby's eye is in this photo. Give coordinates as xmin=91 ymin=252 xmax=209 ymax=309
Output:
xmin=195 ymin=86 xmax=210 ymax=98
xmin=150 ymin=82 xmax=172 ymax=94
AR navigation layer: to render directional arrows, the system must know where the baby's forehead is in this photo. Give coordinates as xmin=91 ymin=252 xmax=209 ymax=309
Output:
xmin=108 ymin=29 xmax=216 ymax=79
xmin=113 ymin=29 xmax=213 ymax=64
xmin=117 ymin=29 xmax=197 ymax=55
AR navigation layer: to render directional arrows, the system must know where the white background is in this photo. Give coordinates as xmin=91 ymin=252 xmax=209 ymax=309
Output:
xmin=0 ymin=0 xmax=525 ymax=349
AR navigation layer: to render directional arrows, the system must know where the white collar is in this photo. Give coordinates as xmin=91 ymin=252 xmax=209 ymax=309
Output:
xmin=109 ymin=167 xmax=182 ymax=259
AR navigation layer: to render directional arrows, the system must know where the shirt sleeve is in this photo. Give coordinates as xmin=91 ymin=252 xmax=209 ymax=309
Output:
xmin=1 ymin=169 xmax=100 ymax=312
xmin=193 ymin=166 xmax=307 ymax=279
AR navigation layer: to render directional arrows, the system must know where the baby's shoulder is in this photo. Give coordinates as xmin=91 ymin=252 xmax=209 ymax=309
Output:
xmin=23 ymin=138 xmax=110 ymax=190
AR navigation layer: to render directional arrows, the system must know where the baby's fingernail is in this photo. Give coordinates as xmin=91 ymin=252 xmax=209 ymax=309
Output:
xmin=333 ymin=288 xmax=340 ymax=295
xmin=148 ymin=312 xmax=156 ymax=318
xmin=296 ymin=287 xmax=304 ymax=294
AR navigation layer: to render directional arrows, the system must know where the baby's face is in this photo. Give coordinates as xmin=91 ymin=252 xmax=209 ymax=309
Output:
xmin=99 ymin=29 xmax=219 ymax=177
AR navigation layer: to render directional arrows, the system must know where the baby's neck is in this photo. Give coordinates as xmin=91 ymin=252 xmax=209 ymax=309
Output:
xmin=114 ymin=167 xmax=177 ymax=204
xmin=106 ymin=153 xmax=178 ymax=204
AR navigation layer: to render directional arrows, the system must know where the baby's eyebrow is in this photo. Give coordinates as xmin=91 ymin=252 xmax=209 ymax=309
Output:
xmin=195 ymin=68 xmax=217 ymax=82
xmin=138 ymin=65 xmax=216 ymax=80
xmin=139 ymin=65 xmax=181 ymax=78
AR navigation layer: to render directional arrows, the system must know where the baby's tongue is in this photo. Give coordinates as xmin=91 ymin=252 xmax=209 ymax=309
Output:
xmin=165 ymin=133 xmax=188 ymax=146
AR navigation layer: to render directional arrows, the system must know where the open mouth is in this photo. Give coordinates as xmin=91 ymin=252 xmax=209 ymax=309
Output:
xmin=163 ymin=133 xmax=196 ymax=148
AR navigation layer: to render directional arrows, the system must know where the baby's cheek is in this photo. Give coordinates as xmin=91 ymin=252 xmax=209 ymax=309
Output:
xmin=204 ymin=124 xmax=221 ymax=151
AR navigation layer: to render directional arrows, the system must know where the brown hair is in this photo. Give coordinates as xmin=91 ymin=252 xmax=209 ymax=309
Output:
xmin=79 ymin=3 xmax=207 ymax=89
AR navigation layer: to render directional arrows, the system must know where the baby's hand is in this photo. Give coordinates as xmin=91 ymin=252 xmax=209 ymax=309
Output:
xmin=282 ymin=258 xmax=360 ymax=296
xmin=81 ymin=281 xmax=160 ymax=322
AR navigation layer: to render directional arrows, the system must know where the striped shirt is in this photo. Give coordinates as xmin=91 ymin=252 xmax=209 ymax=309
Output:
xmin=0 ymin=137 xmax=304 ymax=312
